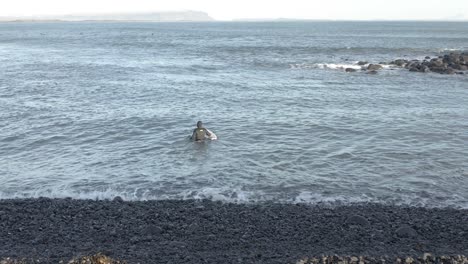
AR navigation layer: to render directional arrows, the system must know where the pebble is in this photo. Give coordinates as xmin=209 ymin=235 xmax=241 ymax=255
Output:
xmin=113 ymin=196 xmax=124 ymax=203
xmin=346 ymin=215 xmax=370 ymax=226
xmin=396 ymin=225 xmax=418 ymax=238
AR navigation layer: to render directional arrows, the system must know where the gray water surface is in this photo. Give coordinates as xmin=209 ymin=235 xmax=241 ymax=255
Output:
xmin=0 ymin=22 xmax=467 ymax=207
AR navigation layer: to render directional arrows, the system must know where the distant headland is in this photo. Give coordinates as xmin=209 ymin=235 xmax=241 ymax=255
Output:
xmin=0 ymin=11 xmax=214 ymax=22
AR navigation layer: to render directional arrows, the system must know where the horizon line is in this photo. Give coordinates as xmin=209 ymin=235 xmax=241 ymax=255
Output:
xmin=1 ymin=19 xmax=467 ymax=23
xmin=0 ymin=11 xmax=467 ymax=22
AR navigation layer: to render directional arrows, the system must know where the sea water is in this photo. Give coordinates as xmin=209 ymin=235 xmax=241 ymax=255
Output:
xmin=0 ymin=21 xmax=467 ymax=207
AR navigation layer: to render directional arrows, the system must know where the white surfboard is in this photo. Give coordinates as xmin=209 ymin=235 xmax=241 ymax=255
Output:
xmin=206 ymin=129 xmax=217 ymax=140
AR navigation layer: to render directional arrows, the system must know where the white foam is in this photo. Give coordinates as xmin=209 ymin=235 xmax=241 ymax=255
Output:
xmin=290 ymin=62 xmax=395 ymax=71
xmin=293 ymin=191 xmax=373 ymax=204
xmin=179 ymin=187 xmax=256 ymax=203
xmin=290 ymin=63 xmax=361 ymax=70
xmin=1 ymin=188 xmax=467 ymax=209
xmin=0 ymin=187 xmax=264 ymax=204
xmin=315 ymin=63 xmax=363 ymax=70
xmin=0 ymin=188 xmax=158 ymax=201
xmin=437 ymin=48 xmax=464 ymax=53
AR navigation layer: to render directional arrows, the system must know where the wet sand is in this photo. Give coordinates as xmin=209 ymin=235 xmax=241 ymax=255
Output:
xmin=0 ymin=198 xmax=467 ymax=263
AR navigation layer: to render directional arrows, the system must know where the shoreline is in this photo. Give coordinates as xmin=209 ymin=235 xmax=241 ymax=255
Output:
xmin=0 ymin=198 xmax=467 ymax=263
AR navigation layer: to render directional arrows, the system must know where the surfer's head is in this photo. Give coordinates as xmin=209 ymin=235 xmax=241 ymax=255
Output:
xmin=197 ymin=121 xmax=203 ymax=128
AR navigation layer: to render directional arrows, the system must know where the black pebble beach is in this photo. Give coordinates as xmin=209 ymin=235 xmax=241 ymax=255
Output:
xmin=0 ymin=198 xmax=467 ymax=263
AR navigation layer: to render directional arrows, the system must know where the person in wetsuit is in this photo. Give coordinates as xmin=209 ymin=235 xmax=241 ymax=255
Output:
xmin=191 ymin=121 xmax=212 ymax=141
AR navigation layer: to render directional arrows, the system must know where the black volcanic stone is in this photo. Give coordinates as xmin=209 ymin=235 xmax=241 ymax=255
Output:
xmin=396 ymin=225 xmax=418 ymax=238
xmin=367 ymin=64 xmax=383 ymax=71
xmin=346 ymin=215 xmax=370 ymax=226
xmin=0 ymin=199 xmax=467 ymax=263
xmin=112 ymin=196 xmax=124 ymax=202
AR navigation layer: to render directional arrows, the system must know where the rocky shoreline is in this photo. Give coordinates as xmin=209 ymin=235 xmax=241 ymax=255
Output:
xmin=0 ymin=198 xmax=467 ymax=263
xmin=345 ymin=52 xmax=468 ymax=75
xmin=2 ymin=254 xmax=468 ymax=264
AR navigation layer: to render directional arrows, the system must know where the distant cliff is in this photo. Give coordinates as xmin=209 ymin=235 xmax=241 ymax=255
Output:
xmin=0 ymin=11 xmax=214 ymax=22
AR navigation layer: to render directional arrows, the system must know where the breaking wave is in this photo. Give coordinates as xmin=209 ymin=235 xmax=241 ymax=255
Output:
xmin=290 ymin=62 xmax=396 ymax=71
xmin=1 ymin=188 xmax=468 ymax=209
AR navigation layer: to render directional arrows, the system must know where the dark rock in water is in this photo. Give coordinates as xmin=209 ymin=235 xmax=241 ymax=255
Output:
xmin=367 ymin=70 xmax=378 ymax=74
xmin=430 ymin=67 xmax=446 ymax=74
xmin=442 ymin=54 xmax=450 ymax=62
xmin=405 ymin=60 xmax=420 ymax=69
xmin=422 ymin=60 xmax=431 ymax=66
xmin=346 ymin=215 xmax=370 ymax=226
xmin=367 ymin=64 xmax=383 ymax=71
xmin=430 ymin=59 xmax=444 ymax=67
xmin=425 ymin=56 xmax=431 ymax=60
xmin=456 ymin=72 xmax=465 ymax=75
xmin=407 ymin=51 xmax=468 ymax=74
xmin=345 ymin=68 xmax=357 ymax=72
xmin=357 ymin=61 xmax=368 ymax=66
xmin=393 ymin=59 xmax=407 ymax=67
xmin=408 ymin=63 xmax=430 ymax=73
xmin=442 ymin=53 xmax=462 ymax=65
xmin=451 ymin=53 xmax=461 ymax=63
xmin=450 ymin=64 xmax=467 ymax=71
xmin=396 ymin=225 xmax=418 ymax=238
xmin=445 ymin=68 xmax=456 ymax=75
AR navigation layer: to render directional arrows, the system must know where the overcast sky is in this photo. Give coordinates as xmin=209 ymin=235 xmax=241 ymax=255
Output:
xmin=1 ymin=0 xmax=467 ymax=20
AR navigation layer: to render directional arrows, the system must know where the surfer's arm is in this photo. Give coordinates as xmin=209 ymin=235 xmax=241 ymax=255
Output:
xmin=205 ymin=129 xmax=212 ymax=137
xmin=190 ymin=129 xmax=196 ymax=140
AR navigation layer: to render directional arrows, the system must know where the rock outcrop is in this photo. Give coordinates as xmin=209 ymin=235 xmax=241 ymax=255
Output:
xmin=346 ymin=52 xmax=468 ymax=75
xmin=393 ymin=53 xmax=468 ymax=74
xmin=367 ymin=64 xmax=384 ymax=71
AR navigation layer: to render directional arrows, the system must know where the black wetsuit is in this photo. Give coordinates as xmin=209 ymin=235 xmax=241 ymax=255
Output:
xmin=192 ymin=128 xmax=210 ymax=141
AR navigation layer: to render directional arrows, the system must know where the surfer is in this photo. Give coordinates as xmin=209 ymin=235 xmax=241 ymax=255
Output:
xmin=191 ymin=121 xmax=213 ymax=141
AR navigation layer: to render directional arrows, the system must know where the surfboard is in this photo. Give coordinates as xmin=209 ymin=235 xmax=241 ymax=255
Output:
xmin=206 ymin=129 xmax=217 ymax=140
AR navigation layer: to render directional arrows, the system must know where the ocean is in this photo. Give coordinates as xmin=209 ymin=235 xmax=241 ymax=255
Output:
xmin=0 ymin=21 xmax=467 ymax=207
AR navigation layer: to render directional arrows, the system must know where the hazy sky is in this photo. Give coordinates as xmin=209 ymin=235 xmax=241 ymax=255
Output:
xmin=1 ymin=0 xmax=467 ymax=20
